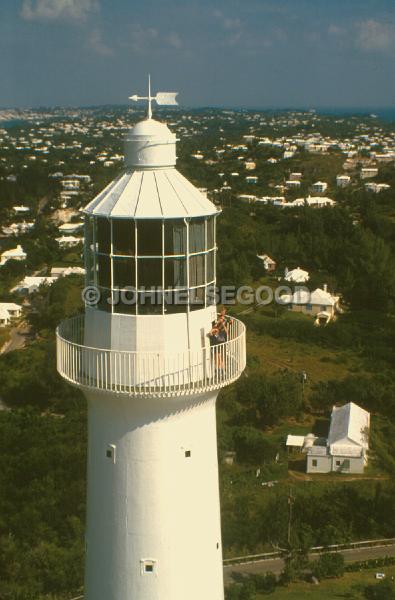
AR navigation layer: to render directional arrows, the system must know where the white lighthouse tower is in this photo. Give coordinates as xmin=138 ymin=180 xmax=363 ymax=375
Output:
xmin=56 ymin=81 xmax=246 ymax=600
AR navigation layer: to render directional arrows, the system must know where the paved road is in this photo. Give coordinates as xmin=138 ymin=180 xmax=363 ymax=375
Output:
xmin=1 ymin=322 xmax=31 ymax=355
xmin=223 ymin=543 xmax=395 ymax=582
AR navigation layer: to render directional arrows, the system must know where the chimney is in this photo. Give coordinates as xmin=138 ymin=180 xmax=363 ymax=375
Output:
xmin=323 ymin=283 xmax=328 ymax=293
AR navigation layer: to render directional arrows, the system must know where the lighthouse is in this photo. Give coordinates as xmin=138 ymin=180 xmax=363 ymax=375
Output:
xmin=56 ymin=81 xmax=246 ymax=600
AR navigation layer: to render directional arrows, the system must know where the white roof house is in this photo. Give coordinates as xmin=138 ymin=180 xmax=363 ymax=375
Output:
xmin=284 ymin=267 xmax=309 ymax=283
xmin=257 ymin=254 xmax=276 ymax=270
xmin=0 ymin=303 xmax=22 ymax=326
xmin=11 ymin=276 xmax=57 ymax=294
xmin=58 ymin=222 xmax=84 ymax=234
xmin=328 ymin=402 xmax=370 ymax=458
xmin=312 ymin=181 xmax=328 ymax=193
xmin=282 ymin=287 xmax=339 ymax=308
xmin=0 ymin=306 xmax=11 ymax=326
xmin=51 ymin=266 xmax=85 ymax=278
xmin=306 ymin=402 xmax=370 ymax=474
xmin=0 ymin=245 xmax=27 ymax=266
xmin=56 ymin=235 xmax=83 ymax=248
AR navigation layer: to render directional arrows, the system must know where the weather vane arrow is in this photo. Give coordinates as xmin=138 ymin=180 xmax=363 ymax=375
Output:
xmin=129 ymin=74 xmax=178 ymax=119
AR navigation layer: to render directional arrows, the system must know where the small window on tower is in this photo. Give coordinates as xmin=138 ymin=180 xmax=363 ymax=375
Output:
xmin=185 ymin=450 xmax=191 ymax=458
xmin=106 ymin=444 xmax=116 ymax=463
xmin=141 ymin=559 xmax=157 ymax=575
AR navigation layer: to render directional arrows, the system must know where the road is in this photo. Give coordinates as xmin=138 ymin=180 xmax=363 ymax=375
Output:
xmin=223 ymin=543 xmax=395 ymax=582
xmin=0 ymin=322 xmax=31 ymax=355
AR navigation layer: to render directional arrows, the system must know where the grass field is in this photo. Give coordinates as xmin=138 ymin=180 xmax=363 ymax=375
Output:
xmin=247 ymin=329 xmax=362 ymax=388
xmin=254 ymin=565 xmax=395 ymax=599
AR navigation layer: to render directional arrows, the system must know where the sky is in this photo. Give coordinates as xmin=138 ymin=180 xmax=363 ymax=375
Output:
xmin=1 ymin=0 xmax=395 ymax=109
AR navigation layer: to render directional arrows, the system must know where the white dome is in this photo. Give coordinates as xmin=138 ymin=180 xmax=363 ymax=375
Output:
xmin=129 ymin=118 xmax=172 ymax=137
xmin=125 ymin=118 xmax=176 ymax=169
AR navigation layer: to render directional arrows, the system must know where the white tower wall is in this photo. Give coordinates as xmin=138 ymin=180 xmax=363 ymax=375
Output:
xmin=85 ymin=390 xmax=224 ymax=600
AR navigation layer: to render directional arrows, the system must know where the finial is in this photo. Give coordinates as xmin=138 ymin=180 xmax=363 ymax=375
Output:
xmin=129 ymin=75 xmax=178 ymax=119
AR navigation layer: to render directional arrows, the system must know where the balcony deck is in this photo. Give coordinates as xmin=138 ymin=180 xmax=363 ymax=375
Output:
xmin=56 ymin=315 xmax=246 ymax=398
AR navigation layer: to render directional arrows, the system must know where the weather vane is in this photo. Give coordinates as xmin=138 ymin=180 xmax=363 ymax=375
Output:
xmin=129 ymin=74 xmax=178 ymax=119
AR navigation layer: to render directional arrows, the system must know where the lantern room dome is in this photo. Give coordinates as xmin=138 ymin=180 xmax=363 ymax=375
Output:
xmin=125 ymin=117 xmax=176 ymax=169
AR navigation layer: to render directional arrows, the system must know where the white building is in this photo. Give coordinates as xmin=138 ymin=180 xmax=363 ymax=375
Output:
xmin=360 ymin=167 xmax=378 ymax=179
xmin=0 ymin=245 xmax=27 ymax=266
xmin=306 ymin=403 xmax=370 ymax=474
xmin=257 ymin=254 xmax=276 ymax=272
xmin=284 ymin=267 xmax=309 ymax=283
xmin=336 ymin=175 xmax=351 ymax=187
xmin=289 ymin=172 xmax=302 ymax=181
xmin=55 ymin=85 xmax=246 ymax=600
xmin=58 ymin=222 xmax=84 ymax=234
xmin=312 ymin=181 xmax=328 ymax=194
xmin=285 ymin=180 xmax=301 ymax=189
xmin=0 ymin=302 xmax=22 ymax=326
xmin=365 ymin=182 xmax=390 ymax=193
xmin=51 ymin=266 xmax=85 ymax=278
xmin=55 ymin=235 xmax=83 ymax=248
xmin=281 ymin=285 xmax=340 ymax=323
xmin=11 ymin=276 xmax=57 ymax=294
xmin=13 ymin=205 xmax=30 ymax=214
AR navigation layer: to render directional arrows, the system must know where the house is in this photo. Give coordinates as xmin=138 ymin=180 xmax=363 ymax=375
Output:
xmin=246 ymin=175 xmax=258 ymax=184
xmin=58 ymin=222 xmax=84 ymax=234
xmin=0 ymin=245 xmax=27 ymax=266
xmin=365 ymin=183 xmax=390 ymax=193
xmin=11 ymin=276 xmax=57 ymax=294
xmin=257 ymin=254 xmax=277 ymax=272
xmin=285 ymin=180 xmax=301 ymax=189
xmin=13 ymin=205 xmax=30 ymax=214
xmin=0 ymin=302 xmax=22 ymax=326
xmin=2 ymin=222 xmax=34 ymax=236
xmin=312 ymin=181 xmax=328 ymax=194
xmin=289 ymin=172 xmax=302 ymax=181
xmin=284 ymin=267 xmax=309 ymax=283
xmin=281 ymin=285 xmax=340 ymax=323
xmin=336 ymin=175 xmax=351 ymax=187
xmin=360 ymin=167 xmax=378 ymax=179
xmin=244 ymin=161 xmax=256 ymax=171
xmin=306 ymin=403 xmax=370 ymax=474
xmin=284 ymin=196 xmax=336 ymax=208
xmin=51 ymin=266 xmax=85 ymax=278
xmin=56 ymin=235 xmax=83 ymax=248
xmin=62 ymin=178 xmax=80 ymax=191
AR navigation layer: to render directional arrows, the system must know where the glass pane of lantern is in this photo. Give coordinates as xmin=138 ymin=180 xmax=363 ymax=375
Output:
xmin=113 ymin=220 xmax=135 ymax=255
xmin=164 ymin=219 xmax=186 ymax=255
xmin=98 ymin=254 xmax=111 ymax=288
xmin=164 ymin=290 xmax=188 ymax=313
xmin=189 ymin=254 xmax=205 ymax=287
xmin=190 ymin=286 xmax=205 ymax=311
xmin=165 ymin=257 xmax=187 ymax=289
xmin=206 ymin=250 xmax=215 ymax=283
xmin=96 ymin=217 xmax=111 ymax=254
xmin=207 ymin=216 xmax=215 ymax=250
xmin=138 ymin=258 xmax=163 ymax=288
xmin=97 ymin=287 xmax=112 ymax=312
xmin=85 ymin=217 xmax=95 ymax=285
xmin=113 ymin=257 xmax=135 ymax=289
xmin=137 ymin=221 xmax=162 ymax=256
xmin=138 ymin=291 xmax=163 ymax=314
xmin=189 ymin=218 xmax=205 ymax=253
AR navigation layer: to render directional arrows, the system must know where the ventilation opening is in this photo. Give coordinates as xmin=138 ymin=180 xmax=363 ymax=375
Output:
xmin=106 ymin=444 xmax=116 ymax=463
xmin=141 ymin=559 xmax=156 ymax=575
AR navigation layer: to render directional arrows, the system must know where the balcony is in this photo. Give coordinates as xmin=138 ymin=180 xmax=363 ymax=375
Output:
xmin=56 ymin=315 xmax=246 ymax=398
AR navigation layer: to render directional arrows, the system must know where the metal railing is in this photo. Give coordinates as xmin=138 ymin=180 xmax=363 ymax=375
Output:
xmin=56 ymin=315 xmax=246 ymax=397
